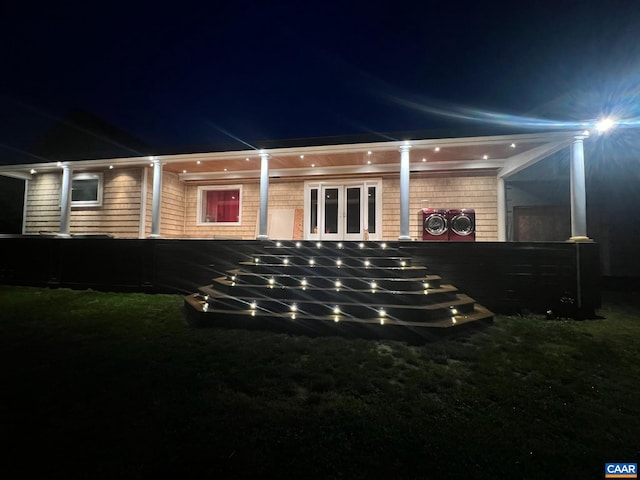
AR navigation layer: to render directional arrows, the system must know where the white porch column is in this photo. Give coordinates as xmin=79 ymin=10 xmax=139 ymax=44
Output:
xmin=150 ymin=158 xmax=162 ymax=238
xmin=59 ymin=163 xmax=73 ymax=237
xmin=569 ymin=135 xmax=590 ymax=241
xmin=497 ymin=176 xmax=506 ymax=241
xmin=398 ymin=143 xmax=412 ymax=241
xmin=257 ymin=150 xmax=270 ymax=240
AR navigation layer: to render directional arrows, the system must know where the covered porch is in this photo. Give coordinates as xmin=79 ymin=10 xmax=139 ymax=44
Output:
xmin=2 ymin=129 xmax=593 ymax=243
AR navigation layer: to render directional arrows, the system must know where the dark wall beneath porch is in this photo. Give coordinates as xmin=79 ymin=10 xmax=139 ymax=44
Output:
xmin=401 ymin=242 xmax=600 ymax=316
xmin=0 ymin=236 xmax=600 ymax=317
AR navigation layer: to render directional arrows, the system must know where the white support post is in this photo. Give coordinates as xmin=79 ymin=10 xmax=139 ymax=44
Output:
xmin=398 ymin=143 xmax=412 ymax=241
xmin=59 ymin=163 xmax=72 ymax=237
xmin=257 ymin=151 xmax=270 ymax=240
xmin=150 ymin=158 xmax=162 ymax=238
xmin=497 ymin=176 xmax=506 ymax=241
xmin=569 ymin=135 xmax=591 ymax=241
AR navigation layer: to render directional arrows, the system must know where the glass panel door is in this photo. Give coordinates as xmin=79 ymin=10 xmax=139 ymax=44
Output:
xmin=321 ymin=186 xmax=341 ymax=240
xmin=344 ymin=186 xmax=363 ymax=241
xmin=306 ymin=180 xmax=381 ymax=241
xmin=367 ymin=185 xmax=377 ymax=239
xmin=309 ymin=188 xmax=319 ymax=235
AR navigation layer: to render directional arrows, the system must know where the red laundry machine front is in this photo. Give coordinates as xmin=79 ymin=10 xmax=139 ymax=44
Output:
xmin=422 ymin=208 xmax=449 ymax=240
xmin=447 ymin=208 xmax=476 ymax=241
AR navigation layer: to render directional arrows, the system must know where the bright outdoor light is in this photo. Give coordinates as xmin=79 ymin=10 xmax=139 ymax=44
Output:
xmin=595 ymin=117 xmax=616 ymax=133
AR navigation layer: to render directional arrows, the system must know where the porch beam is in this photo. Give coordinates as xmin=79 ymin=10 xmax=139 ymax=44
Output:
xmin=498 ymin=140 xmax=568 ymax=179
xmin=178 ymin=159 xmax=505 ymax=182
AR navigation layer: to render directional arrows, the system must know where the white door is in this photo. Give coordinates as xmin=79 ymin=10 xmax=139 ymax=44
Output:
xmin=344 ymin=185 xmax=364 ymax=241
xmin=305 ymin=180 xmax=381 ymax=241
xmin=321 ymin=185 xmax=342 ymax=240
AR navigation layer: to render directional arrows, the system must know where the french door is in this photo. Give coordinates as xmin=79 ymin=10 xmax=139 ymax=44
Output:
xmin=305 ymin=180 xmax=381 ymax=241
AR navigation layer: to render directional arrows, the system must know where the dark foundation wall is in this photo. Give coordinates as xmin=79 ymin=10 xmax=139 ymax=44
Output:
xmin=0 ymin=236 xmax=600 ymax=318
xmin=401 ymin=242 xmax=600 ymax=316
xmin=0 ymin=177 xmax=25 ymax=234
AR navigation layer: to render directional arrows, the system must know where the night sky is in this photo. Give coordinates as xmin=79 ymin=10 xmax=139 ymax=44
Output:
xmin=2 ymin=0 xmax=640 ymax=156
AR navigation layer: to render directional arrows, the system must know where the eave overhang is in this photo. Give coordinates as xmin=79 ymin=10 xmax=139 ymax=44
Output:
xmin=0 ymin=131 xmax=579 ymax=181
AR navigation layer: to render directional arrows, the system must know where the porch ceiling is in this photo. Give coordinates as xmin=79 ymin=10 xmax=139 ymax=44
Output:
xmin=163 ymin=137 xmax=559 ymax=178
xmin=0 ymin=131 xmax=576 ymax=180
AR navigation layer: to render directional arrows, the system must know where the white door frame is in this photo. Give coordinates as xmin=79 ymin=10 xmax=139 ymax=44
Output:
xmin=304 ymin=179 xmax=382 ymax=241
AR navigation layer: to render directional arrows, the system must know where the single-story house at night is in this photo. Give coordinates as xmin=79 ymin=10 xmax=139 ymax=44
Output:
xmin=0 ymin=128 xmax=592 ymax=243
xmin=0 ymin=125 xmax=604 ymax=326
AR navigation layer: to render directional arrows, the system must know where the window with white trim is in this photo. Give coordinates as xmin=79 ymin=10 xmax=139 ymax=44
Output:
xmin=71 ymin=173 xmax=103 ymax=207
xmin=197 ymin=185 xmax=242 ymax=225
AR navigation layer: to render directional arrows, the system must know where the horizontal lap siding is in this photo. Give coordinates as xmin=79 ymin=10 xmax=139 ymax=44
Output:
xmin=382 ymin=172 xmax=498 ymax=241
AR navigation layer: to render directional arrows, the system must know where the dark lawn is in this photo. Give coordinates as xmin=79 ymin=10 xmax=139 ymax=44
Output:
xmin=1 ymin=286 xmax=638 ymax=479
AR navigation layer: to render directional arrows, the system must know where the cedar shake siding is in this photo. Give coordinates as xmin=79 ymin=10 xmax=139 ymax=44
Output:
xmin=183 ymin=174 xmax=497 ymax=241
xmin=159 ymin=171 xmax=186 ymax=238
xmin=24 ymin=172 xmax=62 ymax=233
xmin=184 ymin=180 xmax=305 ymax=239
xmin=382 ymin=172 xmax=497 ymax=241
xmin=24 ymin=168 xmax=144 ymax=237
xmin=23 ymin=169 xmax=497 ymax=241
xmin=143 ymin=168 xmax=153 ymax=238
xmin=142 ymin=170 xmax=189 ymax=238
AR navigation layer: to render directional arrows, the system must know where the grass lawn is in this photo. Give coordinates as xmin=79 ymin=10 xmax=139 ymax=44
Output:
xmin=1 ymin=285 xmax=638 ymax=479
